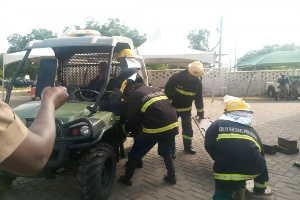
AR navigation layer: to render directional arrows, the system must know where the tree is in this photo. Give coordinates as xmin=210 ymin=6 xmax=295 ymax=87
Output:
xmin=145 ymin=64 xmax=185 ymax=70
xmin=5 ymin=29 xmax=57 ymax=79
xmin=146 ymin=64 xmax=168 ymax=70
xmin=187 ymin=29 xmax=210 ymax=51
xmin=7 ymin=29 xmax=57 ymax=53
xmin=83 ymin=18 xmax=147 ymax=47
xmin=0 ymin=54 xmax=2 ymax=78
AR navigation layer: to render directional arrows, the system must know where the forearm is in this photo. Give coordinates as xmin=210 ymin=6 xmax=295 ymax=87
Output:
xmin=29 ymin=101 xmax=56 ymax=158
xmin=0 ymin=103 xmax=57 ymax=175
xmin=0 ymin=86 xmax=68 ymax=176
xmin=13 ymin=101 xmax=57 ymax=175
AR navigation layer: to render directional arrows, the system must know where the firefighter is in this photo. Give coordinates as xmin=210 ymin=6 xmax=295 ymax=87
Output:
xmin=278 ymin=75 xmax=290 ymax=101
xmin=101 ymin=49 xmax=141 ymax=116
xmin=119 ymin=76 xmax=179 ymax=186
xmin=164 ymin=61 xmax=204 ymax=157
xmin=106 ymin=49 xmax=142 ymax=92
xmin=205 ymin=97 xmax=269 ymax=199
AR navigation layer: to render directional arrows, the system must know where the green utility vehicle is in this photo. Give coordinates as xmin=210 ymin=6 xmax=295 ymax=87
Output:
xmin=0 ymin=30 xmax=147 ymax=199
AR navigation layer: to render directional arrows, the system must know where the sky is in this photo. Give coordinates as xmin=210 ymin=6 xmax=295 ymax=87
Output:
xmin=1 ymin=0 xmax=300 ymax=66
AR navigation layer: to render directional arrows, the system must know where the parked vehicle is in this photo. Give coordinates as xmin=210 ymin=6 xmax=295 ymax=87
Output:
xmin=0 ymin=79 xmax=10 ymax=88
xmin=265 ymin=75 xmax=300 ymax=100
xmin=14 ymin=77 xmax=36 ymax=87
xmin=290 ymin=79 xmax=300 ymax=100
xmin=0 ymin=30 xmax=148 ymax=200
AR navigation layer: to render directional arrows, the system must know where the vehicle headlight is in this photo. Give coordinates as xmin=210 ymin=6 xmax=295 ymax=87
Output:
xmin=80 ymin=125 xmax=91 ymax=136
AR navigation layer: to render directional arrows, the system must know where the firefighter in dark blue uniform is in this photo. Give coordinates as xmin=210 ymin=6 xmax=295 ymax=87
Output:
xmin=119 ymin=78 xmax=179 ymax=186
xmin=205 ymin=98 xmax=269 ymax=199
xmin=165 ymin=61 xmax=204 ymax=157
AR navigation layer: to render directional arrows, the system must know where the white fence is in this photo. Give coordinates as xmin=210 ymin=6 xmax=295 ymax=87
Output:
xmin=147 ymin=69 xmax=300 ymax=97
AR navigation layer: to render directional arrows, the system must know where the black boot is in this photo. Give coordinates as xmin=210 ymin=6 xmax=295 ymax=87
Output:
xmin=184 ymin=145 xmax=196 ymax=154
xmin=119 ymin=159 xmax=137 ymax=186
xmin=163 ymin=154 xmax=176 ymax=184
xmin=137 ymin=159 xmax=143 ymax=168
xmin=124 ymin=159 xmax=143 ymax=168
xmin=171 ymin=151 xmax=176 ymax=159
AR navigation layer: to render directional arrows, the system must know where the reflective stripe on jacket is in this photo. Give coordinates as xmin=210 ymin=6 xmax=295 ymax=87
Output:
xmin=205 ymin=119 xmax=268 ymax=184
xmin=164 ymin=70 xmax=203 ymax=113
xmin=127 ymin=84 xmax=178 ymax=137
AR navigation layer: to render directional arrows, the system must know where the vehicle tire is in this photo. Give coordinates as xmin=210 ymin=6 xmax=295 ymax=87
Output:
xmin=0 ymin=175 xmax=17 ymax=190
xmin=77 ymin=143 xmax=116 ymax=200
xmin=290 ymin=90 xmax=298 ymax=100
xmin=268 ymin=87 xmax=275 ymax=97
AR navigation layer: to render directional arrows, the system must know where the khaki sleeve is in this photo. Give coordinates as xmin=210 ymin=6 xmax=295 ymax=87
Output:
xmin=0 ymin=102 xmax=29 ymax=163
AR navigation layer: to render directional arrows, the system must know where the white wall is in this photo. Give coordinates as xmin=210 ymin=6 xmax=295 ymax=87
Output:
xmin=147 ymin=69 xmax=300 ymax=97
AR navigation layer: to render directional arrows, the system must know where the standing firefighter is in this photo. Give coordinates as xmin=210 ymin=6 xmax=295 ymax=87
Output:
xmin=165 ymin=61 xmax=204 ymax=157
xmin=278 ymin=75 xmax=290 ymax=101
xmin=119 ymin=76 xmax=179 ymax=186
xmin=205 ymin=97 xmax=269 ymax=199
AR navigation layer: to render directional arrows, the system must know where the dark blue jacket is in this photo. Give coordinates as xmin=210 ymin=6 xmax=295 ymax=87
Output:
xmin=164 ymin=70 xmax=203 ymax=115
xmin=126 ymin=84 xmax=178 ymax=138
xmin=205 ymin=119 xmax=269 ymax=190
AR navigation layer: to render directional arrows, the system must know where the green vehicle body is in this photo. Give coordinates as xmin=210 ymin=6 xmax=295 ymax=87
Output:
xmin=1 ymin=30 xmax=147 ymax=199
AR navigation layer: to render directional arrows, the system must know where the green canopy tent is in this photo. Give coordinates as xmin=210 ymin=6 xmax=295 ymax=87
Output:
xmin=235 ymin=51 xmax=300 ymax=69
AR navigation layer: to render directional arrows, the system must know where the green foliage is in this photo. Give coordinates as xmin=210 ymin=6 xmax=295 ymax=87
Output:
xmin=4 ymin=61 xmax=37 ymax=80
xmin=0 ymin=54 xmax=2 ymax=77
xmin=4 ymin=62 xmax=18 ymax=79
xmin=26 ymin=63 xmax=38 ymax=80
xmin=5 ymin=29 xmax=56 ymax=79
xmin=168 ymin=65 xmax=185 ymax=69
xmin=83 ymin=18 xmax=147 ymax=47
xmin=146 ymin=64 xmax=167 ymax=70
xmin=146 ymin=64 xmax=185 ymax=70
xmin=0 ymin=53 xmax=2 ymax=68
xmin=7 ymin=29 xmax=57 ymax=53
xmin=187 ymin=29 xmax=210 ymax=51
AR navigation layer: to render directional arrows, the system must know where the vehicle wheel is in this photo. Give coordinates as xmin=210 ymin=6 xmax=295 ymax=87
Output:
xmin=268 ymin=87 xmax=275 ymax=97
xmin=0 ymin=175 xmax=17 ymax=190
xmin=77 ymin=143 xmax=116 ymax=200
xmin=290 ymin=91 xmax=298 ymax=100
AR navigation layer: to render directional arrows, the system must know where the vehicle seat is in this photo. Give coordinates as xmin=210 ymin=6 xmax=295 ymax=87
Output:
xmin=66 ymin=85 xmax=80 ymax=101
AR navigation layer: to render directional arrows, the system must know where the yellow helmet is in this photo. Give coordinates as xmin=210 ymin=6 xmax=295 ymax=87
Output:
xmin=188 ymin=61 xmax=204 ymax=77
xmin=226 ymin=99 xmax=251 ymax=112
xmin=116 ymin=49 xmax=137 ymax=59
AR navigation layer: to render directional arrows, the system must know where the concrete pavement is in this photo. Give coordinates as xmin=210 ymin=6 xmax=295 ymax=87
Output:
xmin=1 ymin=96 xmax=300 ymax=199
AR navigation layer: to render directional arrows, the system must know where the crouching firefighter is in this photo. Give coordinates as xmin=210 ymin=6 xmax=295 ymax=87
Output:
xmin=119 ymin=74 xmax=179 ymax=186
xmin=205 ymin=97 xmax=269 ymax=199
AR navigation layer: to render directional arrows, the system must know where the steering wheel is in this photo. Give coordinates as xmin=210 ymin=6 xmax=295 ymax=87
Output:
xmin=75 ymin=89 xmax=100 ymax=101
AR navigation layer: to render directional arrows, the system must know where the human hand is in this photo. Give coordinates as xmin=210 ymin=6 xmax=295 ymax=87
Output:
xmin=41 ymin=86 xmax=68 ymax=110
xmin=197 ymin=111 xmax=205 ymax=120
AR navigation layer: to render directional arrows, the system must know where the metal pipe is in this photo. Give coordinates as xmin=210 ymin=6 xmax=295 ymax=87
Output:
xmin=88 ymin=47 xmax=114 ymax=114
xmin=5 ymin=50 xmax=31 ymax=103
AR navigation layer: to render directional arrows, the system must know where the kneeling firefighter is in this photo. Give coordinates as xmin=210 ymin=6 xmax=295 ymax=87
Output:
xmin=119 ymin=74 xmax=179 ymax=186
xmin=205 ymin=96 xmax=269 ymax=199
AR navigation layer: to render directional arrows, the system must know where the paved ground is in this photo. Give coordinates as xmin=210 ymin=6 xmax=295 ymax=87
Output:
xmin=1 ymin=94 xmax=300 ymax=200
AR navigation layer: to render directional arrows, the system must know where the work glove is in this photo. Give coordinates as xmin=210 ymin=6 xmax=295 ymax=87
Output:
xmin=195 ymin=111 xmax=204 ymax=123
xmin=197 ymin=111 xmax=204 ymax=119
